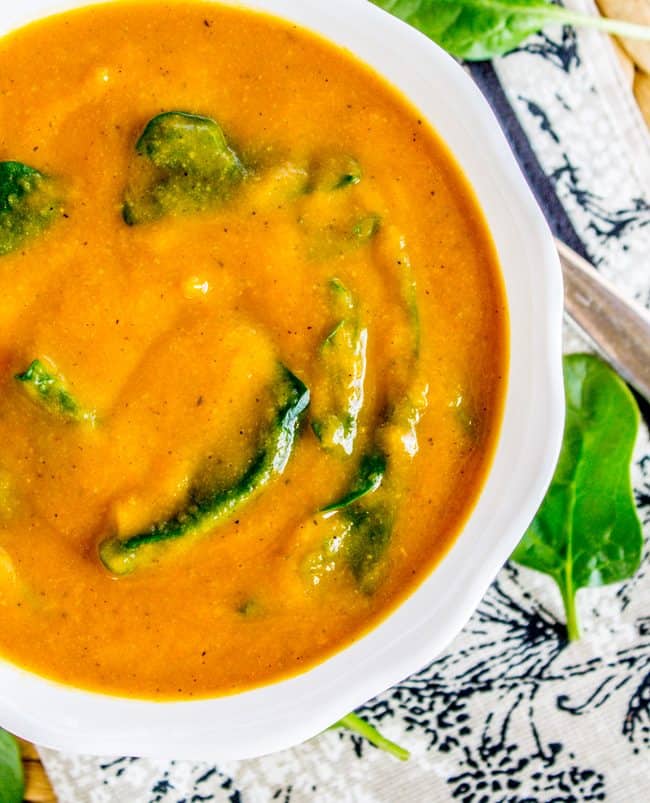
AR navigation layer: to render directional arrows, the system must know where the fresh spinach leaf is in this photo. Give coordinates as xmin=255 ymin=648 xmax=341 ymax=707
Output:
xmin=331 ymin=712 xmax=410 ymax=760
xmin=512 ymin=354 xmax=643 ymax=641
xmin=0 ymin=161 xmax=62 ymax=256
xmin=0 ymin=729 xmax=24 ymax=803
xmin=372 ymin=0 xmax=650 ymax=61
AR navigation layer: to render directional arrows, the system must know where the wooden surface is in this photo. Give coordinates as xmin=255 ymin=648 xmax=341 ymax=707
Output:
xmin=18 ymin=740 xmax=57 ymax=803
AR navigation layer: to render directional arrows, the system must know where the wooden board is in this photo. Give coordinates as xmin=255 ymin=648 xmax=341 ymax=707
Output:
xmin=18 ymin=740 xmax=57 ymax=803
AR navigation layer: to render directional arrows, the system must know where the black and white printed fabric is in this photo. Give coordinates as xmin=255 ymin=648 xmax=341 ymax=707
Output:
xmin=39 ymin=3 xmax=650 ymax=801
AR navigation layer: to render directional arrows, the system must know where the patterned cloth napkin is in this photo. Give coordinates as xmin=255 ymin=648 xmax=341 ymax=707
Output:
xmin=38 ymin=3 xmax=650 ymax=801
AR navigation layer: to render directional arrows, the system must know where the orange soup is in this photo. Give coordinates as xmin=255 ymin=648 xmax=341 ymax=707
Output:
xmin=0 ymin=1 xmax=507 ymax=698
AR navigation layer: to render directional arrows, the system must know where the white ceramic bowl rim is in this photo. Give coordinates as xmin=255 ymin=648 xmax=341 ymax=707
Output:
xmin=0 ymin=0 xmax=565 ymax=760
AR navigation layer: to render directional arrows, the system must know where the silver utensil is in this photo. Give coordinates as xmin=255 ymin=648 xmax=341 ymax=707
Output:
xmin=557 ymin=239 xmax=650 ymax=402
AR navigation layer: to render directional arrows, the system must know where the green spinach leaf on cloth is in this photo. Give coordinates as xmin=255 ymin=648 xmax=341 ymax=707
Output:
xmin=0 ymin=729 xmax=23 ymax=803
xmin=512 ymin=353 xmax=643 ymax=640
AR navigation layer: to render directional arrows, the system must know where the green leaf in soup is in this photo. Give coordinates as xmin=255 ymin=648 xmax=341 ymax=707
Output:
xmin=15 ymin=359 xmax=97 ymax=425
xmin=308 ymin=154 xmax=362 ymax=192
xmin=0 ymin=729 xmax=24 ymax=803
xmin=307 ymin=213 xmax=381 ymax=260
xmin=343 ymin=502 xmax=394 ymax=594
xmin=511 ymin=354 xmax=643 ymax=641
xmin=351 ymin=214 xmax=381 ymax=242
xmin=321 ymin=451 xmax=386 ymax=513
xmin=311 ymin=279 xmax=368 ymax=456
xmin=99 ymin=365 xmax=310 ymax=576
xmin=302 ymin=494 xmax=391 ymax=595
xmin=0 ymin=161 xmax=63 ymax=256
xmin=136 ymin=111 xmax=241 ymax=174
xmin=123 ymin=111 xmax=246 ymax=224
xmin=371 ymin=0 xmax=650 ymax=61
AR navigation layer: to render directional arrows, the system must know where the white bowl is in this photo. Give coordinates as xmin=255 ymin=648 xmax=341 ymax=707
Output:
xmin=0 ymin=0 xmax=565 ymax=760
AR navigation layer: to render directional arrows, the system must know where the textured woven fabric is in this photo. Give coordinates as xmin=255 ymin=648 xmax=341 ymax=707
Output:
xmin=38 ymin=6 xmax=650 ymax=802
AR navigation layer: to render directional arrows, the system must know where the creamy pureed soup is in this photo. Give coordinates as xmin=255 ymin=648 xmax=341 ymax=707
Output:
xmin=0 ymin=1 xmax=507 ymax=698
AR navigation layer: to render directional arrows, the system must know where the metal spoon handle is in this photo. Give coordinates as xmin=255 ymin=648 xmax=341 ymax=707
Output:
xmin=556 ymin=239 xmax=650 ymax=402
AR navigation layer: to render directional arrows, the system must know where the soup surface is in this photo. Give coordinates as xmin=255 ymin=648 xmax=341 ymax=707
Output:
xmin=0 ymin=1 xmax=507 ymax=698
